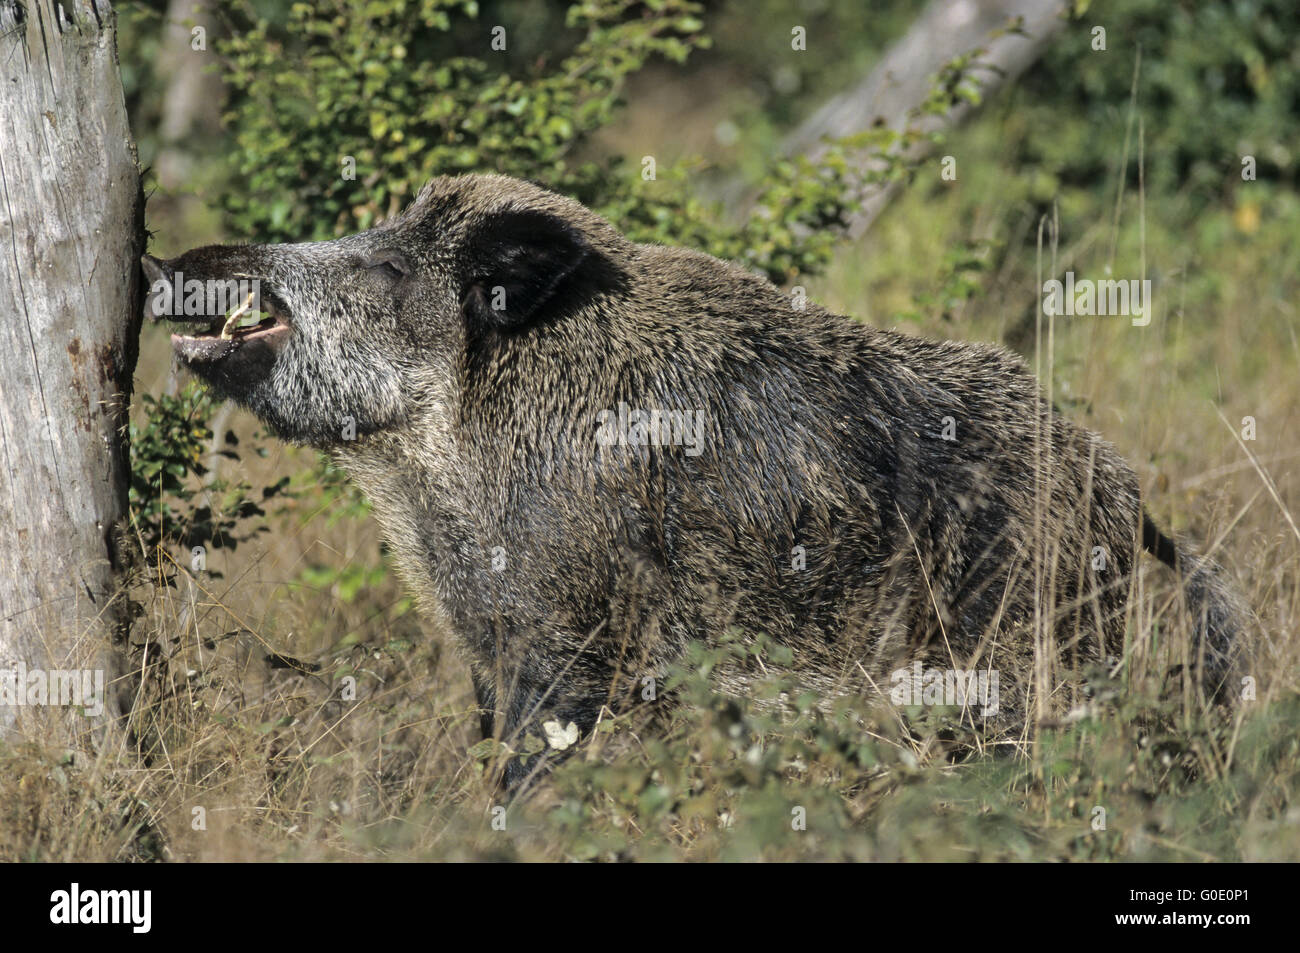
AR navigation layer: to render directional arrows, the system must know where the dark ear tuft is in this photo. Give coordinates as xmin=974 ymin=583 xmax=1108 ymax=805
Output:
xmin=461 ymin=208 xmax=600 ymax=330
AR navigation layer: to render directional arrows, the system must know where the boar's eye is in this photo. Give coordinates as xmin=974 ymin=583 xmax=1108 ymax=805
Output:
xmin=364 ymin=252 xmax=408 ymax=282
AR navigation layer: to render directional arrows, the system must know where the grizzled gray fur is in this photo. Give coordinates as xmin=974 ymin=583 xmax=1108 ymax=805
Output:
xmin=143 ymin=174 xmax=1245 ymax=786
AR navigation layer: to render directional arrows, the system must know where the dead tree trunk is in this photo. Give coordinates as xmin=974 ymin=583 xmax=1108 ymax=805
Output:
xmin=766 ymin=0 xmax=1070 ymax=236
xmin=0 ymin=0 xmax=143 ymax=738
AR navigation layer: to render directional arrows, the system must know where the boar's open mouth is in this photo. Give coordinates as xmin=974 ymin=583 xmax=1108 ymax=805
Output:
xmin=169 ymin=289 xmax=292 ymax=364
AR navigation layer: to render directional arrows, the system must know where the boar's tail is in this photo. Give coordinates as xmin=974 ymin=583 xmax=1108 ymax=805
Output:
xmin=1141 ymin=510 xmax=1248 ymax=700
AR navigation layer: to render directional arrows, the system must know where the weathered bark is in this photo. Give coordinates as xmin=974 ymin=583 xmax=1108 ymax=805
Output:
xmin=0 ymin=0 xmax=142 ymax=737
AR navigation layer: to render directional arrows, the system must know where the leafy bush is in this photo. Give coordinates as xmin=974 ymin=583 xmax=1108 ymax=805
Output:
xmin=214 ymin=0 xmax=710 ymax=241
xmin=129 ymin=382 xmax=285 ymax=580
xmin=1006 ymin=0 xmax=1299 ymax=219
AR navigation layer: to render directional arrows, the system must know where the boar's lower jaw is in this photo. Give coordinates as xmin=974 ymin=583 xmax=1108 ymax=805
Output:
xmin=171 ymin=320 xmax=290 ymax=364
xmin=171 ymin=332 xmax=237 ymax=363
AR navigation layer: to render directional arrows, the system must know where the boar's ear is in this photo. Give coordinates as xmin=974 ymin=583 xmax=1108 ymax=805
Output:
xmin=461 ymin=208 xmax=602 ymax=330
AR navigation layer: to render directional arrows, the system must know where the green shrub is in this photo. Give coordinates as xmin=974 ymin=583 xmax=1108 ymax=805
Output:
xmin=129 ymin=382 xmax=285 ymax=580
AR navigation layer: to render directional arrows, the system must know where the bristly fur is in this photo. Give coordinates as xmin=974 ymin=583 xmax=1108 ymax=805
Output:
xmin=148 ymin=174 xmax=1247 ymax=786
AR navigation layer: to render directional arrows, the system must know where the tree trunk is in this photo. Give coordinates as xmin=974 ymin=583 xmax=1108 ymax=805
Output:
xmin=0 ymin=0 xmax=142 ymax=737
